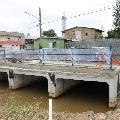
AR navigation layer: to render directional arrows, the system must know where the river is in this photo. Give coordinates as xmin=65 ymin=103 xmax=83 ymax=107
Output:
xmin=0 ymin=78 xmax=113 ymax=114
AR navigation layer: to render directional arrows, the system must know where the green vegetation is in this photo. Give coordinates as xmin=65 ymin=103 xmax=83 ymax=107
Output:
xmin=113 ymin=0 xmax=120 ymax=38
xmin=0 ymin=104 xmax=48 ymax=120
xmin=107 ymin=30 xmax=116 ymax=38
xmin=107 ymin=0 xmax=120 ymax=39
xmin=6 ymin=105 xmax=32 ymax=114
xmin=43 ymin=29 xmax=57 ymax=37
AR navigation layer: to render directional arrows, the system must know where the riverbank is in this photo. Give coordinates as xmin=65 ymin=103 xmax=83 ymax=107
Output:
xmin=0 ymin=104 xmax=120 ymax=120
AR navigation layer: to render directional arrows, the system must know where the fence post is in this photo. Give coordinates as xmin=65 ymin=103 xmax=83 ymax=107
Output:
xmin=71 ymin=48 xmax=74 ymax=66
xmin=42 ymin=48 xmax=45 ymax=65
xmin=21 ymin=50 xmax=23 ymax=63
xmin=110 ymin=45 xmax=112 ymax=70
xmin=4 ymin=50 xmax=6 ymax=62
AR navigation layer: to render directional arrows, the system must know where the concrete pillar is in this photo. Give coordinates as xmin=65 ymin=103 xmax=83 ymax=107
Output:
xmin=8 ymin=70 xmax=39 ymax=89
xmin=48 ymin=73 xmax=79 ymax=97
xmin=49 ymin=78 xmax=64 ymax=97
xmin=108 ymin=78 xmax=118 ymax=108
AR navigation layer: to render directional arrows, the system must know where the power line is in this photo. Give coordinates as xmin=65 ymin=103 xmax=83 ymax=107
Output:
xmin=25 ymin=11 xmax=38 ymax=19
xmin=67 ymin=5 xmax=114 ymax=19
xmin=24 ymin=4 xmax=114 ymax=31
xmin=36 ymin=4 xmax=114 ymax=26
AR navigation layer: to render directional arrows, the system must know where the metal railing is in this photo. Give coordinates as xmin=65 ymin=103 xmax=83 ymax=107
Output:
xmin=0 ymin=48 xmax=40 ymax=62
xmin=0 ymin=47 xmax=113 ymax=69
xmin=39 ymin=47 xmax=112 ymax=68
xmin=21 ymin=49 xmax=39 ymax=60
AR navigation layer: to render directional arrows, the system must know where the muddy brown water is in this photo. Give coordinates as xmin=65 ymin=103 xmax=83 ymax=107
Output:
xmin=0 ymin=78 xmax=113 ymax=113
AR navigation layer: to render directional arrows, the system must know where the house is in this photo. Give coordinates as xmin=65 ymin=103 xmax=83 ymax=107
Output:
xmin=25 ymin=35 xmax=37 ymax=49
xmin=34 ymin=37 xmax=69 ymax=49
xmin=0 ymin=31 xmax=25 ymax=50
xmin=62 ymin=26 xmax=103 ymax=41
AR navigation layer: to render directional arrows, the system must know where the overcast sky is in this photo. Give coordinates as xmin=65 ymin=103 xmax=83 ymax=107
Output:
xmin=0 ymin=0 xmax=117 ymax=37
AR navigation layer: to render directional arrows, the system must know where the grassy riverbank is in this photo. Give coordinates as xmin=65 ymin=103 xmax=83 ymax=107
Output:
xmin=0 ymin=104 xmax=120 ymax=120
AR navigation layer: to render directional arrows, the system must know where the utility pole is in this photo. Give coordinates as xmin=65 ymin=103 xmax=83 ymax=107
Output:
xmin=39 ymin=7 xmax=42 ymax=39
xmin=25 ymin=8 xmax=42 ymax=39
xmin=62 ymin=12 xmax=67 ymax=38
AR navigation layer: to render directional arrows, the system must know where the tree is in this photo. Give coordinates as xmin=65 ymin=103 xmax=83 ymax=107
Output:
xmin=107 ymin=29 xmax=115 ymax=38
xmin=43 ymin=29 xmax=57 ymax=37
xmin=113 ymin=0 xmax=120 ymax=38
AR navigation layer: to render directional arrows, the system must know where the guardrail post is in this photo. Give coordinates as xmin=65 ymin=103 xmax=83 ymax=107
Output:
xmin=71 ymin=48 xmax=74 ymax=66
xmin=42 ymin=48 xmax=45 ymax=65
xmin=110 ymin=45 xmax=112 ymax=70
xmin=4 ymin=50 xmax=6 ymax=62
xmin=21 ymin=50 xmax=23 ymax=63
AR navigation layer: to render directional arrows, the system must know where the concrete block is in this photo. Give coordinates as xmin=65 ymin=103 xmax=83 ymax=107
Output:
xmin=48 ymin=74 xmax=79 ymax=98
xmin=8 ymin=70 xmax=40 ymax=89
xmin=107 ymin=77 xmax=118 ymax=108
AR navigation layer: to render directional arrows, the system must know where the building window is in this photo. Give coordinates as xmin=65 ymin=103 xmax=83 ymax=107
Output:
xmin=85 ymin=33 xmax=88 ymax=36
xmin=52 ymin=42 xmax=57 ymax=48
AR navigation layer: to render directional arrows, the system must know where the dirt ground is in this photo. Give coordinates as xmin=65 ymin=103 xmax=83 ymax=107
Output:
xmin=0 ymin=106 xmax=120 ymax=120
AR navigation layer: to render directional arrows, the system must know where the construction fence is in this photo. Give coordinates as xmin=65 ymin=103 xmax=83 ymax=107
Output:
xmin=0 ymin=38 xmax=120 ymax=68
xmin=0 ymin=48 xmax=39 ymax=61
xmin=39 ymin=47 xmax=112 ymax=68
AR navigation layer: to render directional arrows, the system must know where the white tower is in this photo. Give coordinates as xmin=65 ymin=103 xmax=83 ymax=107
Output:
xmin=62 ymin=12 xmax=67 ymax=38
xmin=101 ymin=26 xmax=105 ymax=38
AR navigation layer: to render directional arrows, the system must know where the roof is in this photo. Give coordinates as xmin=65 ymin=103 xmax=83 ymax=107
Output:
xmin=0 ymin=31 xmax=25 ymax=37
xmin=43 ymin=37 xmax=63 ymax=39
xmin=0 ymin=40 xmax=22 ymax=45
xmin=35 ymin=37 xmax=65 ymax=40
xmin=62 ymin=26 xmax=103 ymax=32
xmin=26 ymin=36 xmax=37 ymax=40
xmin=34 ymin=37 xmax=70 ymax=41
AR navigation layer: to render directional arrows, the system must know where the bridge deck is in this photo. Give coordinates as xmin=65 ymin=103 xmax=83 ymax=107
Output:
xmin=0 ymin=61 xmax=119 ymax=79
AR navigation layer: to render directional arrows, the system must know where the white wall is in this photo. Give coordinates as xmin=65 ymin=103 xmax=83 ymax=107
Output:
xmin=75 ymin=31 xmax=81 ymax=40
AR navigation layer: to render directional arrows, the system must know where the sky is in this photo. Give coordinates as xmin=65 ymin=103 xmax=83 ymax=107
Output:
xmin=0 ymin=0 xmax=117 ymax=37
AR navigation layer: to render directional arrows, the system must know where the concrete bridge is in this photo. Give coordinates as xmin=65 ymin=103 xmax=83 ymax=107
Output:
xmin=0 ymin=60 xmax=120 ymax=108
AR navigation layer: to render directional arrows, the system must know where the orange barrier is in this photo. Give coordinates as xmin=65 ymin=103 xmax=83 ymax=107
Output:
xmin=112 ymin=58 xmax=120 ymax=65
